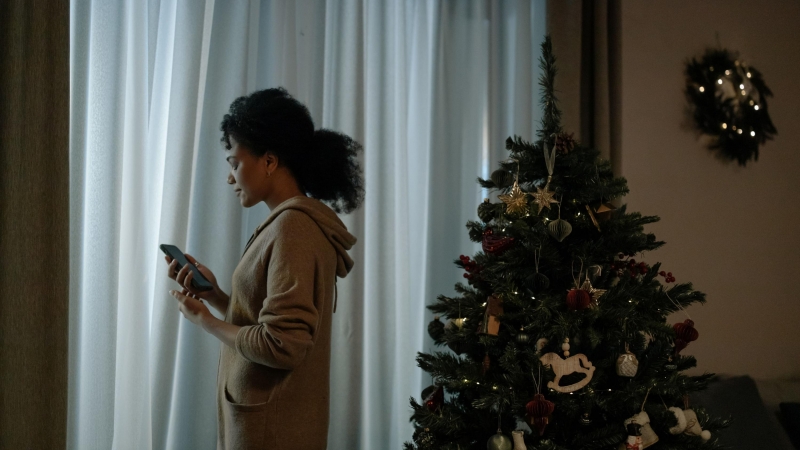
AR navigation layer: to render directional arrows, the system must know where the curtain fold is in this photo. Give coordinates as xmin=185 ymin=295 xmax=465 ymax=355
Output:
xmin=69 ymin=1 xmax=545 ymax=449
xmin=1 ymin=1 xmax=69 ymax=448
xmin=547 ymin=0 xmax=621 ymax=170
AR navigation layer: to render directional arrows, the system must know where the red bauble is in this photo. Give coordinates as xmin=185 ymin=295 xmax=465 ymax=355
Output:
xmin=526 ymin=394 xmax=555 ymax=417
xmin=526 ymin=394 xmax=554 ymax=436
xmin=532 ymin=416 xmax=550 ymax=436
xmin=674 ymin=319 xmax=699 ymax=343
xmin=482 ymin=229 xmax=515 ymax=255
xmin=566 ymin=289 xmax=591 ymax=311
xmin=423 ymin=385 xmax=444 ymax=412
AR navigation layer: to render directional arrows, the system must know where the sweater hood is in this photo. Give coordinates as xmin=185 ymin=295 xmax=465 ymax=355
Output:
xmin=257 ymin=196 xmax=357 ymax=278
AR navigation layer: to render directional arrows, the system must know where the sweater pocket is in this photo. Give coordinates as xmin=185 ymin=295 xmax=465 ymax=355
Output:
xmin=222 ymin=385 xmax=268 ymax=449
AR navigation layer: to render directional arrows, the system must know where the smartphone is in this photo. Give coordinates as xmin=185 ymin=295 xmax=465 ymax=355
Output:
xmin=159 ymin=244 xmax=214 ymax=291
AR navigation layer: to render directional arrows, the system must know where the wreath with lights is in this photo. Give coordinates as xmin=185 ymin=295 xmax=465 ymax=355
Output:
xmin=685 ymin=48 xmax=777 ymax=166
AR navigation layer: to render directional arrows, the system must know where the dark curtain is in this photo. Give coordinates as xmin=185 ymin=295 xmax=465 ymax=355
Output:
xmin=547 ymin=0 xmax=622 ymax=172
xmin=0 ymin=1 xmax=69 ymax=448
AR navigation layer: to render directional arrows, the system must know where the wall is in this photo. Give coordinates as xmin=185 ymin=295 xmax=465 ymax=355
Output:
xmin=619 ymin=0 xmax=800 ymax=380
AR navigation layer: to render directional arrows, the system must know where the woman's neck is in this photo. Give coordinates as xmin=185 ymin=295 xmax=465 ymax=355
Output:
xmin=265 ymin=172 xmax=306 ymax=210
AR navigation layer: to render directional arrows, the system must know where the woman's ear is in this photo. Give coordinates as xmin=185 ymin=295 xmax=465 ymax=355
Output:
xmin=263 ymin=153 xmax=279 ymax=177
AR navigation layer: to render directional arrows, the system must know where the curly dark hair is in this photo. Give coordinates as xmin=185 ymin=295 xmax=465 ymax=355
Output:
xmin=220 ymin=88 xmax=365 ymax=214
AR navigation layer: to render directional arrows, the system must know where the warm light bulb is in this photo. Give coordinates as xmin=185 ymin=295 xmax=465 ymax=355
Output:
xmin=732 ymin=125 xmax=737 ymax=130
xmin=741 ymin=90 xmax=746 ymax=95
xmin=717 ymin=79 xmax=723 ymax=85
xmin=750 ymin=131 xmax=756 ymax=136
xmin=754 ymin=105 xmax=760 ymax=110
xmin=749 ymin=100 xmax=755 ymax=105
xmin=721 ymin=123 xmax=727 ymax=129
xmin=724 ymin=70 xmax=731 ymax=75
xmin=699 ymin=86 xmax=705 ymax=92
xmin=739 ymin=84 xmax=745 ymax=89
xmin=737 ymin=129 xmax=743 ymax=134
xmin=747 ymin=72 xmax=752 ymax=78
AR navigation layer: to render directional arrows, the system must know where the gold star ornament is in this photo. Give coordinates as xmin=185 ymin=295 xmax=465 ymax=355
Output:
xmin=531 ymin=177 xmax=558 ymax=213
xmin=580 ymin=278 xmax=607 ymax=305
xmin=498 ymin=181 xmax=529 ymax=215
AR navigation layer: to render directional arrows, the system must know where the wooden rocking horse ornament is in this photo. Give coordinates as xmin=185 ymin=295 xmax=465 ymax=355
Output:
xmin=539 ymin=351 xmax=595 ymax=393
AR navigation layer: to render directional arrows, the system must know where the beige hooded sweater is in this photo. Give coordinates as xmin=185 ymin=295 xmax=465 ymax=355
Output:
xmin=216 ymin=196 xmax=356 ymax=450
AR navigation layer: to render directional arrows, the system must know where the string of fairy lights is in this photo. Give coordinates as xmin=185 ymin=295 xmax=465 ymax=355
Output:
xmin=685 ymin=48 xmax=776 ymax=166
xmin=697 ymin=63 xmax=759 ymax=136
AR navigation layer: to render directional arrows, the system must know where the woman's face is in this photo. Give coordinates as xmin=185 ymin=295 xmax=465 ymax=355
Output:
xmin=225 ymin=136 xmax=270 ymax=207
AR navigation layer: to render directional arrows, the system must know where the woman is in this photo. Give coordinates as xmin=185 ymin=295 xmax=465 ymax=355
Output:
xmin=164 ymin=88 xmax=363 ymax=450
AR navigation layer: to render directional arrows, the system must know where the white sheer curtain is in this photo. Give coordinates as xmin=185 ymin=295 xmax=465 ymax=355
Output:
xmin=68 ymin=1 xmax=545 ymax=449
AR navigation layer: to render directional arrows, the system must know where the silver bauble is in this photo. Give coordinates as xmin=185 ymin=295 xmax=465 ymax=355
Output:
xmin=491 ymin=169 xmax=514 ymax=189
xmin=532 ymin=272 xmax=550 ymax=291
xmin=547 ymin=219 xmax=572 ymax=242
xmin=487 ymin=432 xmax=512 ymax=450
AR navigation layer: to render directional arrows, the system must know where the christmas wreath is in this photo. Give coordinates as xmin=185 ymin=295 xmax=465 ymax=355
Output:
xmin=685 ymin=48 xmax=777 ymax=166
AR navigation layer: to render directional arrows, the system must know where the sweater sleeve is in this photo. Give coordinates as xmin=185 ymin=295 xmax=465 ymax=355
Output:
xmin=234 ymin=212 xmax=322 ymax=370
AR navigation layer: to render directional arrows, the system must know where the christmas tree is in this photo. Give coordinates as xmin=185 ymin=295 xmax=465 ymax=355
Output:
xmin=405 ymin=37 xmax=729 ymax=450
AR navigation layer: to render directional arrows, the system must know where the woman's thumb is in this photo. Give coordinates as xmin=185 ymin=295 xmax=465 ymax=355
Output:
xmin=185 ymin=253 xmax=197 ymax=264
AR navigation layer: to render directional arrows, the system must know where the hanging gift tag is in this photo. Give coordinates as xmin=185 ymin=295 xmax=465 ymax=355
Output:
xmin=479 ymin=294 xmax=503 ymax=336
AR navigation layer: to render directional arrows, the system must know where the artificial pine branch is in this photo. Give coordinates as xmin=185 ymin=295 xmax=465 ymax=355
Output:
xmin=538 ymin=36 xmax=563 ymax=141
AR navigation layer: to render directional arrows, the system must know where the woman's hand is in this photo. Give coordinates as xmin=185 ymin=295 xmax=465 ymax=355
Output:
xmin=164 ymin=253 xmax=226 ymax=306
xmin=170 ymin=287 xmax=240 ymax=347
xmin=170 ymin=288 xmax=212 ymax=327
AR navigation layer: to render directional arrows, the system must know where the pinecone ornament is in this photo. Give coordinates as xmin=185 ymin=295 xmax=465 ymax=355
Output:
xmin=554 ymin=132 xmax=576 ymax=154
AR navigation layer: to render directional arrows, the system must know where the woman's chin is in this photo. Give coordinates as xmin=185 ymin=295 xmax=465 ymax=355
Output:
xmin=239 ymin=196 xmax=255 ymax=208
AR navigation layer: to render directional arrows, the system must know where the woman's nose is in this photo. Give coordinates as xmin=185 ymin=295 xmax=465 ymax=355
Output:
xmin=227 ymin=172 xmax=235 ymax=184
